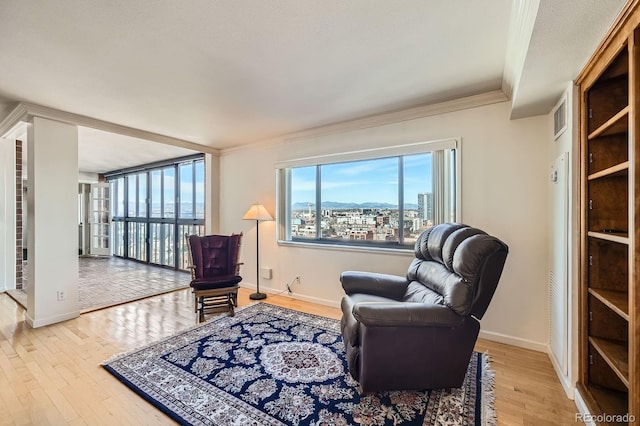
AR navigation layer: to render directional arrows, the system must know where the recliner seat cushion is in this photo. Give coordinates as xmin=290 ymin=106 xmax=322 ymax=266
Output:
xmin=402 ymin=281 xmax=444 ymax=305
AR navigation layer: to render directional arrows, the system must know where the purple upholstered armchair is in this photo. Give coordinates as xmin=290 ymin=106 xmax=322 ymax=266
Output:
xmin=186 ymin=233 xmax=243 ymax=322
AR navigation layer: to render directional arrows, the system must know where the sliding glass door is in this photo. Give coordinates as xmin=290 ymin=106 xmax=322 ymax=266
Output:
xmin=109 ymin=155 xmax=205 ymax=270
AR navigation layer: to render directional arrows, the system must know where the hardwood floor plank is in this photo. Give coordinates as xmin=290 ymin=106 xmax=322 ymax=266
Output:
xmin=0 ymin=290 xmax=579 ymax=425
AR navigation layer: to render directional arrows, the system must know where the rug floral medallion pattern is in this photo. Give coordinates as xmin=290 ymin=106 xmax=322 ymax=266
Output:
xmin=103 ymin=303 xmax=495 ymax=426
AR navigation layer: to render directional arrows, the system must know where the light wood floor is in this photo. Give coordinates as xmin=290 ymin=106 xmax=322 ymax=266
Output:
xmin=0 ymin=289 xmax=578 ymax=425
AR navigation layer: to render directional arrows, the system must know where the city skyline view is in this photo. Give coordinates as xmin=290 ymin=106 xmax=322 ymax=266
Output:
xmin=287 ymin=153 xmax=443 ymax=244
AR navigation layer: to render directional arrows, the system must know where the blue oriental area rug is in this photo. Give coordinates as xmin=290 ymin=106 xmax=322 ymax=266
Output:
xmin=102 ymin=303 xmax=496 ymax=425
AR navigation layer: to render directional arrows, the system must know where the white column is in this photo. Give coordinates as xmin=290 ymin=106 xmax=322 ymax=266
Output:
xmin=26 ymin=117 xmax=79 ymax=327
xmin=0 ymin=138 xmax=16 ymax=292
xmin=205 ymin=153 xmax=220 ymax=234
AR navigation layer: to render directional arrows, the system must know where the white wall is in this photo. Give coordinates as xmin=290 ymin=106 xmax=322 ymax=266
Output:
xmin=26 ymin=117 xmax=79 ymax=327
xmin=0 ymin=138 xmax=16 ymax=292
xmin=220 ymin=100 xmax=551 ymax=350
xmin=205 ymin=153 xmax=220 ymax=234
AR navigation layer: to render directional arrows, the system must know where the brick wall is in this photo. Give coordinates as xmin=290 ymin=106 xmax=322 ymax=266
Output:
xmin=15 ymin=140 xmax=22 ymax=290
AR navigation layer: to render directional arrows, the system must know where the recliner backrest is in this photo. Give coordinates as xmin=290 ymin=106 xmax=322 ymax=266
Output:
xmin=188 ymin=234 xmax=242 ymax=279
xmin=406 ymin=223 xmax=508 ymax=318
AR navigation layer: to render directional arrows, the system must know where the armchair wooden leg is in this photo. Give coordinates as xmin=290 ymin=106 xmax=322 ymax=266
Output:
xmin=228 ymin=294 xmax=235 ymax=317
xmin=198 ymin=296 xmax=205 ymax=323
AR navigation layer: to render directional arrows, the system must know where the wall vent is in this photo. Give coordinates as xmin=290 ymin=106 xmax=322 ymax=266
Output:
xmin=553 ymin=95 xmax=568 ymax=140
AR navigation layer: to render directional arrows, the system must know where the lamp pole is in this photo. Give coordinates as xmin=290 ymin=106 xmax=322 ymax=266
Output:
xmin=251 ymin=218 xmax=266 ymax=300
xmin=242 ymin=203 xmax=272 ymax=300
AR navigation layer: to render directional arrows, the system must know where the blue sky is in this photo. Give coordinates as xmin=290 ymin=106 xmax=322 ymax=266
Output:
xmin=291 ymin=153 xmax=432 ymax=205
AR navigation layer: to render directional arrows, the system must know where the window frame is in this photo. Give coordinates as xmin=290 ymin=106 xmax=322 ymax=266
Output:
xmin=275 ymin=139 xmax=461 ymax=251
xmin=106 ymin=154 xmax=206 ymax=270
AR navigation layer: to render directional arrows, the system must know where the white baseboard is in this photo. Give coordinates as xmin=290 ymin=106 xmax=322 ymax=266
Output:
xmin=574 ymin=389 xmax=595 ymax=426
xmin=547 ymin=345 xmax=575 ymax=400
xmin=239 ymin=283 xmax=341 ymax=309
xmin=25 ymin=310 xmax=80 ymax=328
xmin=281 ymin=291 xmax=341 ymax=309
xmin=242 ymin=284 xmax=556 ymax=353
xmin=478 ymin=329 xmax=547 ymax=352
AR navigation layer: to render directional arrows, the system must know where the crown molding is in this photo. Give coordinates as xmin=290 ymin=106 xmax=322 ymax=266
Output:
xmin=0 ymin=102 xmax=218 ymax=156
xmin=502 ymin=0 xmax=540 ymax=100
xmin=222 ymin=90 xmax=508 ymax=155
xmin=0 ymin=103 xmax=28 ymax=137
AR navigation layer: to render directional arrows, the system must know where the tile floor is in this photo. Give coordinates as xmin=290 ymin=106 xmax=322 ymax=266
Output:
xmin=8 ymin=256 xmax=190 ymax=313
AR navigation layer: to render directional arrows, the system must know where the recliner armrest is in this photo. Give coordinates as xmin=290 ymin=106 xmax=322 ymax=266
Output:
xmin=340 ymin=271 xmax=409 ymax=300
xmin=352 ymin=302 xmax=464 ymax=327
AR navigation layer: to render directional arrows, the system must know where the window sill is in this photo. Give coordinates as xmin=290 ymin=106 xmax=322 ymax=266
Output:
xmin=277 ymin=239 xmax=414 ymax=256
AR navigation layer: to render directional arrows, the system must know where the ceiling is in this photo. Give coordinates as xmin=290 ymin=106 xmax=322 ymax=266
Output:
xmin=0 ymin=0 xmax=627 ymax=172
xmin=77 ymin=127 xmax=199 ymax=173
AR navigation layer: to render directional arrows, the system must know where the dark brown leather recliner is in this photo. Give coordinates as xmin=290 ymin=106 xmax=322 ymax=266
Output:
xmin=340 ymin=223 xmax=508 ymax=392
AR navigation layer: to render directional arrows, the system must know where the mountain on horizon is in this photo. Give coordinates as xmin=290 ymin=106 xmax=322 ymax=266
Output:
xmin=292 ymin=201 xmax=419 ymax=210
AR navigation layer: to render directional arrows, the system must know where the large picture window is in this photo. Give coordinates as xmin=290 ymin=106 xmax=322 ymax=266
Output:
xmin=108 ymin=155 xmax=206 ymax=269
xmin=277 ymin=140 xmax=459 ymax=249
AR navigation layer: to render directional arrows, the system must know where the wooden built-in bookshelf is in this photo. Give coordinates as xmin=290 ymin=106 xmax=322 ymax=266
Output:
xmin=577 ymin=1 xmax=640 ymax=423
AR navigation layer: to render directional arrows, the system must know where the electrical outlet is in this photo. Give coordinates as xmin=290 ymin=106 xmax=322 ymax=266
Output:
xmin=57 ymin=290 xmax=66 ymax=301
xmin=286 ymin=275 xmax=301 ymax=295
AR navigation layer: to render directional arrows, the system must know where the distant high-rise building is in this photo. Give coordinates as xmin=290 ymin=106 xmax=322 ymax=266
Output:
xmin=417 ymin=192 xmax=433 ymax=222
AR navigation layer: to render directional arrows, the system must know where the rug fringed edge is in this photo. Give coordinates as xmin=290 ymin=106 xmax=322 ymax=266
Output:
xmin=101 ymin=301 xmax=261 ymax=366
xmin=481 ymin=351 xmax=497 ymax=426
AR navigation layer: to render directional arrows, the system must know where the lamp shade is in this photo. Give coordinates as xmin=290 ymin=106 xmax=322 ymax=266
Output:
xmin=242 ymin=203 xmax=273 ymax=221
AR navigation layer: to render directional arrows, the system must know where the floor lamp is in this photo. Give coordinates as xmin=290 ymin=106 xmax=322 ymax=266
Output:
xmin=242 ymin=203 xmax=273 ymax=300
